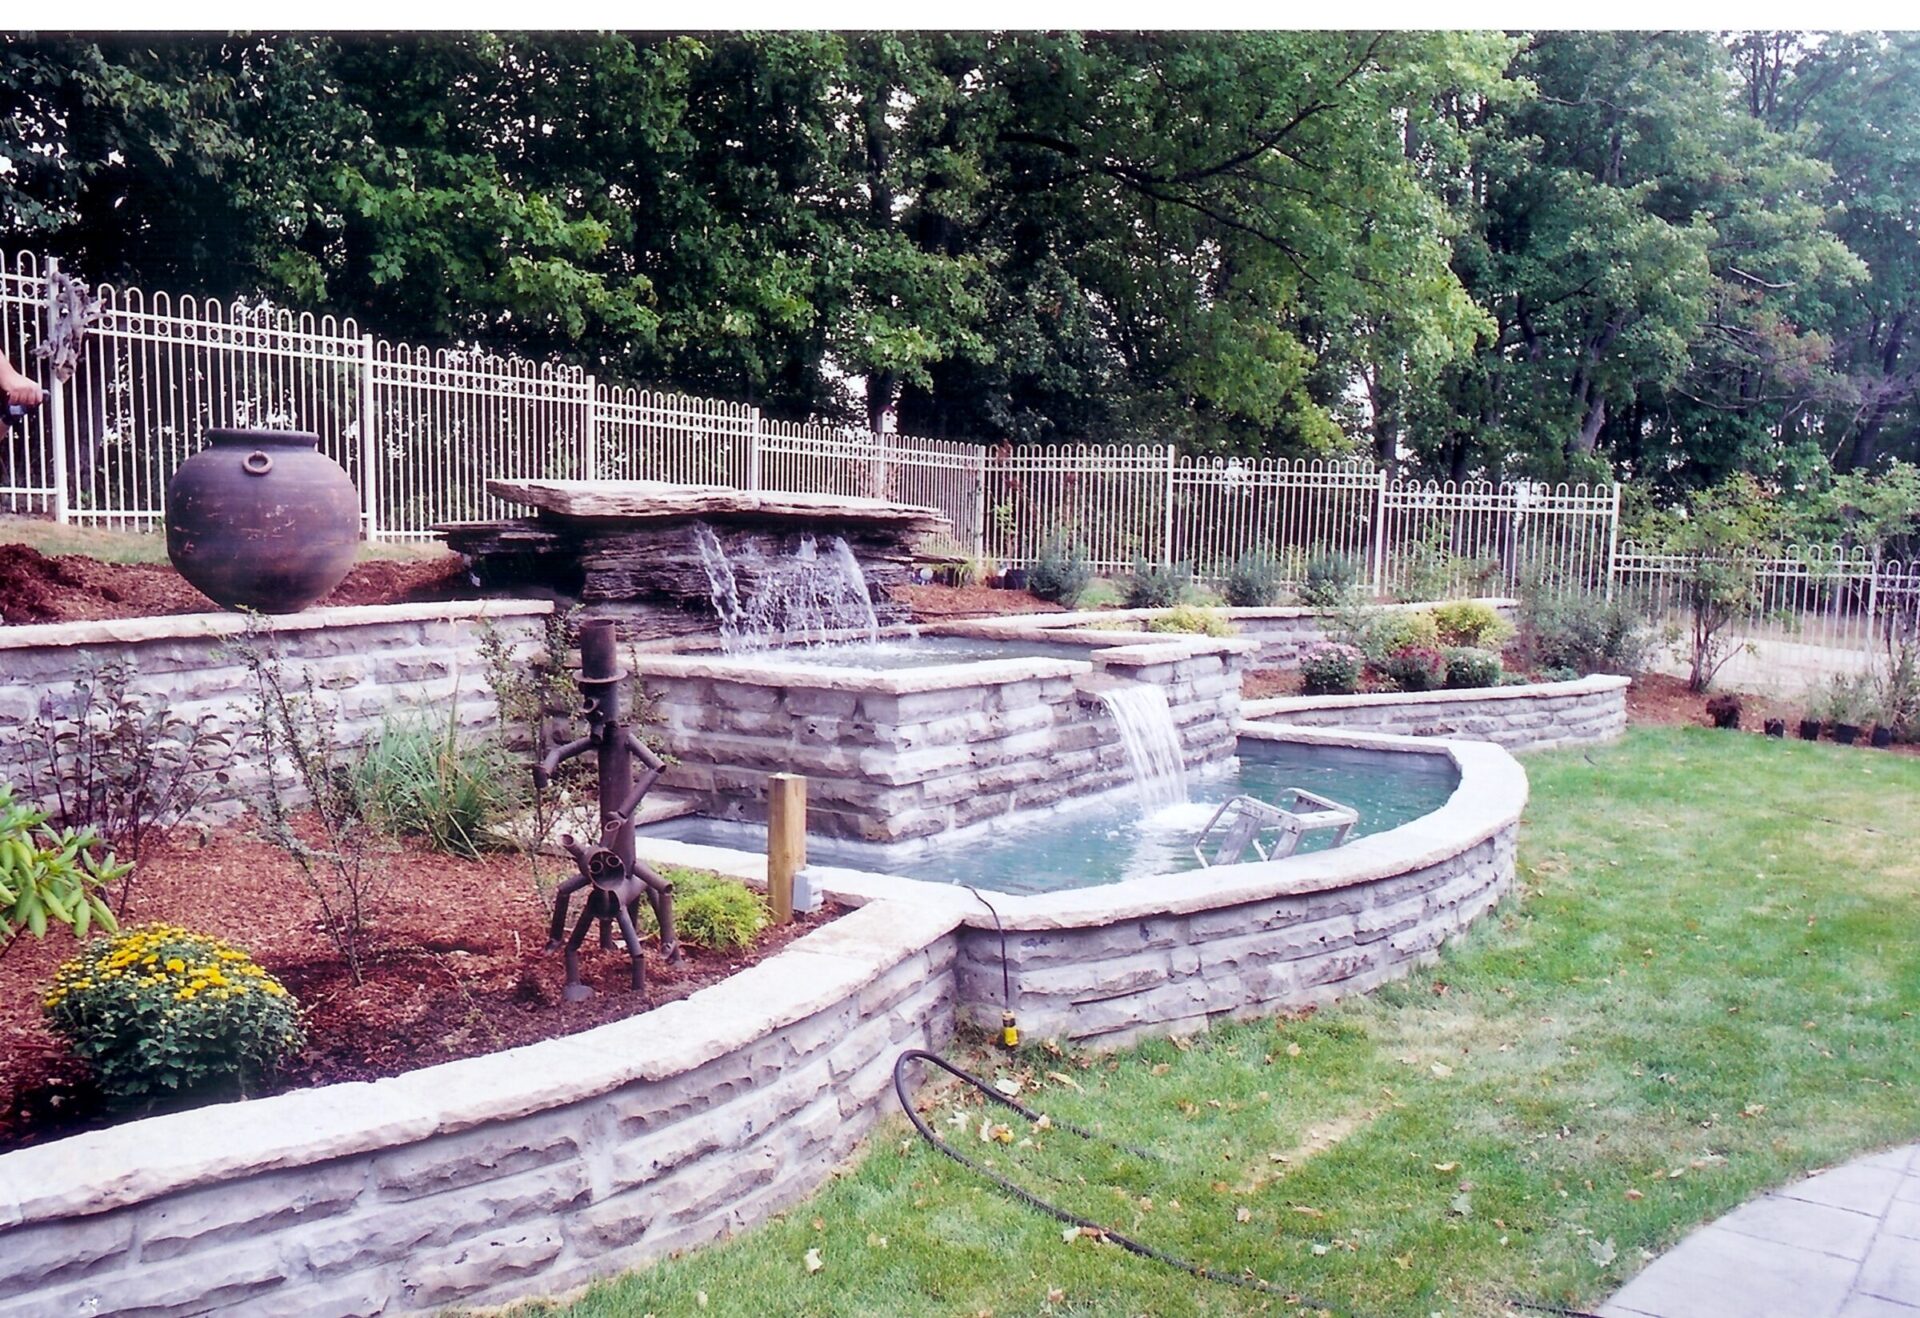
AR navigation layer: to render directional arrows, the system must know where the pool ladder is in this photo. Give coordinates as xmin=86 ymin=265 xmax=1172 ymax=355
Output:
xmin=1191 ymin=789 xmax=1358 ymax=867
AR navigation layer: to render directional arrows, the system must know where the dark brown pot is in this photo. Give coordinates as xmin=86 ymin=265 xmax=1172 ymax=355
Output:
xmin=1833 ymin=722 xmax=1860 ymax=746
xmin=1764 ymin=718 xmax=1786 ymax=738
xmin=165 ymin=429 xmax=359 ymax=613
xmin=1872 ymin=725 xmax=1894 ymax=748
xmin=1798 ymin=718 xmax=1822 ymax=741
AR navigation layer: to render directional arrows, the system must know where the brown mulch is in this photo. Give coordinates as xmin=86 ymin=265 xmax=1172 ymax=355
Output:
xmin=1243 ymin=668 xmax=1305 ymax=701
xmin=1625 ymin=670 xmax=1919 ymax=755
xmin=0 ymin=820 xmax=841 ymax=1152
xmin=893 ymin=582 xmax=1070 ymax=621
xmin=0 ymin=543 xmax=473 ymax=625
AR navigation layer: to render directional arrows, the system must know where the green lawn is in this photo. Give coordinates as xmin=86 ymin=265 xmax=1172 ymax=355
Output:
xmin=509 ymin=729 xmax=1920 ymax=1318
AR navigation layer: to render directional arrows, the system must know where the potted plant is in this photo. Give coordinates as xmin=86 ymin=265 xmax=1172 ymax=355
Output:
xmin=1869 ymin=686 xmax=1895 ymax=747
xmin=1825 ymin=675 xmax=1866 ymax=745
xmin=1705 ymin=693 xmax=1742 ymax=730
xmin=1764 ymin=717 xmax=1786 ymax=738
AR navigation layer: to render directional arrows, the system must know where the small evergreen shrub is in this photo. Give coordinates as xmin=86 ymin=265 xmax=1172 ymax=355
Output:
xmin=1345 ymin=608 xmax=1442 ymax=662
xmin=1431 ymin=600 xmax=1515 ymax=651
xmin=44 ymin=924 xmax=304 ymax=1109
xmin=1299 ymin=642 xmax=1365 ymax=696
xmin=1519 ymin=591 xmax=1650 ymax=676
xmin=1297 ymin=552 xmax=1361 ymax=608
xmin=675 ymin=881 xmax=770 ymax=951
xmin=1381 ymin=644 xmax=1448 ymax=692
xmin=1223 ymin=550 xmax=1285 ymax=608
xmin=1443 ymin=646 xmax=1504 ymax=689
xmin=1125 ymin=559 xmax=1193 ymax=609
xmin=1028 ymin=536 xmax=1094 ymax=605
xmin=1146 ymin=605 xmax=1235 ymax=637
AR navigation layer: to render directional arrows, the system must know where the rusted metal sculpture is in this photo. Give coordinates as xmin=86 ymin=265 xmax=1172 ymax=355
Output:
xmin=536 ymin=618 xmax=678 ymax=1001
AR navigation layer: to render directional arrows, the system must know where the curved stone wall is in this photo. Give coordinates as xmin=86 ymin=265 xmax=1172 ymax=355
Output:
xmin=1243 ymin=674 xmax=1630 ymax=753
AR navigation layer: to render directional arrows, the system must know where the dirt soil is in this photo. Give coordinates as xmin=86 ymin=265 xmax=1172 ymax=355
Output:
xmin=1626 ymin=670 xmax=1918 ymax=755
xmin=892 ymin=582 xmax=1069 ymax=620
xmin=0 ymin=543 xmax=474 ymax=625
xmin=0 ymin=822 xmax=841 ymax=1152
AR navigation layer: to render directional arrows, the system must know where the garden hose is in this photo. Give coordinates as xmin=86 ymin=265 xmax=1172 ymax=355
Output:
xmin=891 ymin=1048 xmax=1608 ymax=1318
xmin=962 ymin=886 xmax=1019 ymax=1048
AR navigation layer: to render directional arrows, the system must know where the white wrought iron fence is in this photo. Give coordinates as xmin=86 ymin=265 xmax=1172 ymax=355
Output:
xmin=1377 ymin=480 xmax=1619 ymax=602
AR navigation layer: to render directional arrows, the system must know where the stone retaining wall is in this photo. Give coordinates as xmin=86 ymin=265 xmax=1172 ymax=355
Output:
xmin=0 ymin=902 xmax=957 ymax=1318
xmin=635 ymin=638 xmax=1251 ymax=845
xmin=0 ymin=602 xmax=552 ymax=815
xmin=1242 ymin=675 xmax=1629 ymax=753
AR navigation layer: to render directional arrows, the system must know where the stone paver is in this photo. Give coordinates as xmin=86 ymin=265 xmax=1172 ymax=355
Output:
xmin=1601 ymin=1147 xmax=1920 ymax=1318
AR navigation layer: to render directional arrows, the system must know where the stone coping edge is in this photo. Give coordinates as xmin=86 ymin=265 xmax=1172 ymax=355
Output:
xmin=0 ymin=599 xmax=555 ymax=651
xmin=944 ymin=597 xmax=1519 ymax=634
xmin=1243 ymin=673 xmax=1630 ymax=718
xmin=0 ymin=897 xmax=959 ymax=1227
xmin=632 ymin=725 xmax=1527 ymax=935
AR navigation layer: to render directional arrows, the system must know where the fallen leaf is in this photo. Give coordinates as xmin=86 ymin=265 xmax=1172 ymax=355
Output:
xmin=696 ymin=1294 xmax=708 ymax=1310
xmin=1035 ymin=1114 xmax=1053 ymax=1131
xmin=1236 ymin=1206 xmax=1252 ymax=1223
xmin=1292 ymin=1205 xmax=1325 ymax=1218
xmin=1062 ymin=1226 xmax=1082 ymax=1244
xmin=1431 ymin=1062 xmax=1453 ymax=1078
xmin=1047 ymin=1071 xmax=1081 ymax=1091
xmin=1286 ymin=1042 xmax=1302 ymax=1057
xmin=1449 ymin=1193 xmax=1473 ymax=1218
xmin=1589 ymin=1236 xmax=1617 ymax=1267
xmin=993 ymin=1076 xmax=1022 ymax=1097
xmin=1047 ymin=1288 xmax=1065 ymax=1304
xmin=1433 ymin=1161 xmax=1459 ymax=1173
xmin=1625 ymin=1189 xmax=1644 ymax=1201
xmin=1151 ymin=1063 xmax=1171 ymax=1076
xmin=1312 ymin=1243 xmax=1330 ymax=1256
xmin=812 ymin=1217 xmax=825 ymax=1232
xmin=804 ymin=1247 xmax=824 ymax=1274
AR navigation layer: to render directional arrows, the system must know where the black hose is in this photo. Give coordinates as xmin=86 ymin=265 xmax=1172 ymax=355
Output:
xmin=891 ymin=1048 xmax=1336 ymax=1307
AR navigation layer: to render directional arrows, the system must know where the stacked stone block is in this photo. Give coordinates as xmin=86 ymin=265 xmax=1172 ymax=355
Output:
xmin=1246 ymin=676 xmax=1629 ymax=753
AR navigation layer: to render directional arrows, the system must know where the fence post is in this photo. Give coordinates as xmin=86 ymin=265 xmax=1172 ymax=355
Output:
xmin=746 ymin=407 xmax=762 ymax=491
xmin=1370 ymin=471 xmax=1389 ymax=598
xmin=358 ymin=335 xmax=379 ymax=540
xmin=1865 ymin=549 xmax=1882 ymax=662
xmin=44 ymin=257 xmax=69 ymax=525
xmin=973 ymin=448 xmax=987 ymax=561
xmin=1161 ymin=445 xmax=1176 ymax=567
xmin=582 ymin=375 xmax=598 ymax=482
xmin=1604 ymin=482 xmax=1622 ymax=600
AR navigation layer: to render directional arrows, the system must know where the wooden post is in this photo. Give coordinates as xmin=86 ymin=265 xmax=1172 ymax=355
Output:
xmin=766 ymin=772 xmax=806 ymax=925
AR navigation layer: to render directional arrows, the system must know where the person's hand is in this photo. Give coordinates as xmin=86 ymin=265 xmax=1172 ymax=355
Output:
xmin=0 ymin=366 xmax=43 ymax=408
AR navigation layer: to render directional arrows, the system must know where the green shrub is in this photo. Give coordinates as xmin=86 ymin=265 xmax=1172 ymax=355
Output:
xmin=1431 ymin=600 xmax=1515 ymax=651
xmin=1297 ymin=552 xmax=1361 ymax=608
xmin=675 ymin=881 xmax=770 ymax=951
xmin=1028 ymin=536 xmax=1095 ymax=605
xmin=1 ymin=782 xmax=126 ymax=952
xmin=1223 ymin=550 xmax=1286 ymax=608
xmin=1146 ymin=605 xmax=1235 ymax=637
xmin=43 ymin=923 xmax=304 ymax=1109
xmin=1343 ymin=608 xmax=1441 ymax=662
xmin=351 ymin=713 xmax=524 ymax=859
xmin=1444 ymin=646 xmax=1504 ymax=689
xmin=1381 ymin=644 xmax=1448 ymax=692
xmin=1519 ymin=590 xmax=1650 ymax=676
xmin=1124 ymin=559 xmax=1193 ymax=609
xmin=1299 ymin=642 xmax=1365 ymax=696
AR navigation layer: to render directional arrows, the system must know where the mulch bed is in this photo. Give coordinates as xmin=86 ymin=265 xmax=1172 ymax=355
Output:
xmin=0 ymin=820 xmax=841 ymax=1153
xmin=0 ymin=543 xmax=474 ymax=625
xmin=892 ymin=582 xmax=1068 ymax=620
xmin=1626 ymin=670 xmax=1919 ymax=755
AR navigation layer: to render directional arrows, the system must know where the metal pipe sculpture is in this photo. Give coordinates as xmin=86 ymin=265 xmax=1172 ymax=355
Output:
xmin=535 ymin=618 xmax=678 ymax=1001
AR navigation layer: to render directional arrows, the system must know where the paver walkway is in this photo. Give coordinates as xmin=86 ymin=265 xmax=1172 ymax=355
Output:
xmin=1599 ymin=1144 xmax=1920 ymax=1318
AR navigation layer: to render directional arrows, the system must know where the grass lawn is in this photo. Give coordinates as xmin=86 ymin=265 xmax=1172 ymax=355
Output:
xmin=511 ymin=728 xmax=1919 ymax=1318
xmin=0 ymin=514 xmax=445 ymax=563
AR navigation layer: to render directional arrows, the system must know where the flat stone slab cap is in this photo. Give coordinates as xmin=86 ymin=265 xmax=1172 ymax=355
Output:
xmin=484 ymin=478 xmax=951 ymax=534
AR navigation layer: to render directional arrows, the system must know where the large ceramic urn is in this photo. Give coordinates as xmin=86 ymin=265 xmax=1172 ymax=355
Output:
xmin=165 ymin=428 xmax=360 ymax=613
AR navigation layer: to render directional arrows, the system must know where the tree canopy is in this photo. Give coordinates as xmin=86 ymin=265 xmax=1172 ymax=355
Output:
xmin=3 ymin=30 xmax=1917 ymax=502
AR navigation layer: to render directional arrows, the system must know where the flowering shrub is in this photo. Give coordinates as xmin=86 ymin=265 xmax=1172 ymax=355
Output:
xmin=1381 ymin=644 xmax=1448 ymax=692
xmin=1299 ymin=642 xmax=1365 ymax=695
xmin=44 ymin=924 xmax=304 ymax=1108
xmin=1443 ymin=646 xmax=1505 ymax=689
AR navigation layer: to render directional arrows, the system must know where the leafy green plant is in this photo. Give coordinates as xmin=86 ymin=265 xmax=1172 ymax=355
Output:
xmin=1873 ymin=627 xmax=1920 ymax=741
xmin=1145 ymin=605 xmax=1235 ymax=637
xmin=1222 ymin=550 xmax=1286 ymax=608
xmin=1393 ymin=525 xmax=1500 ymax=604
xmin=1431 ymin=600 xmax=1515 ymax=651
xmin=43 ymin=923 xmax=303 ymax=1109
xmin=1444 ymin=646 xmax=1504 ymax=689
xmin=1124 ymin=559 xmax=1193 ymax=609
xmin=23 ymin=660 xmax=234 ymax=900
xmin=0 ymin=782 xmax=125 ymax=962
xmin=1296 ymin=551 xmax=1361 ymax=608
xmin=1299 ymin=642 xmax=1364 ymax=696
xmin=1338 ymin=607 xmax=1442 ymax=663
xmin=673 ymin=880 xmax=770 ymax=951
xmin=1517 ymin=589 xmax=1651 ymax=677
xmin=1821 ymin=672 xmax=1871 ymax=726
xmin=1381 ymin=644 xmax=1448 ymax=692
xmin=350 ymin=711 xmax=524 ymax=859
xmin=1028 ymin=535 xmax=1094 ymax=605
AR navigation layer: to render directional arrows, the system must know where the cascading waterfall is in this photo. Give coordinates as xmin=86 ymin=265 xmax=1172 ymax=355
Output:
xmin=1095 ymin=683 xmax=1189 ymax=811
xmin=692 ymin=522 xmax=881 ymax=653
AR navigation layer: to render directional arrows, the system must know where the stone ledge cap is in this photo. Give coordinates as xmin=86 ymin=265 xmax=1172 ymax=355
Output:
xmin=0 ymin=598 xmax=554 ymax=651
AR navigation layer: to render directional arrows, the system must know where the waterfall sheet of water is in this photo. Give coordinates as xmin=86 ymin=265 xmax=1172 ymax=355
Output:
xmin=692 ymin=522 xmax=881 ymax=653
xmin=1095 ymin=683 xmax=1189 ymax=812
